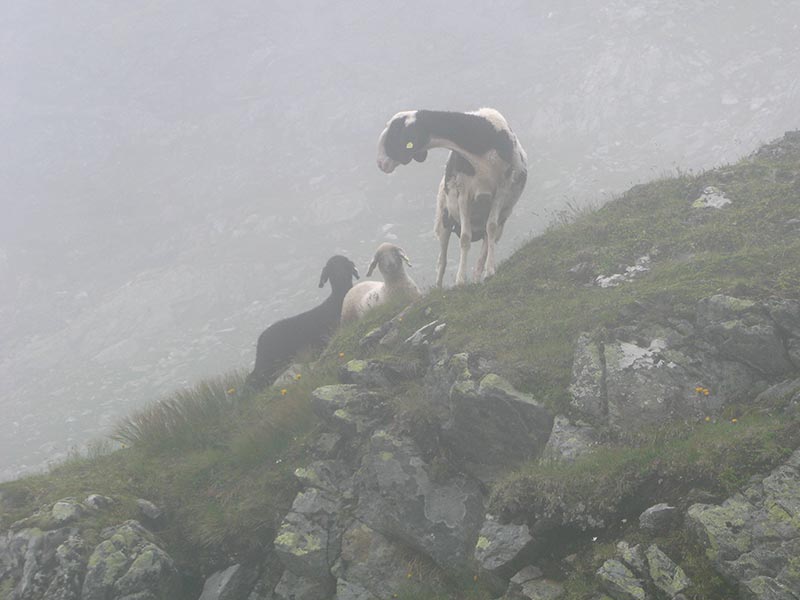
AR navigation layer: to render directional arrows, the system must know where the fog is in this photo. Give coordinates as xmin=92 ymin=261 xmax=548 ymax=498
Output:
xmin=2 ymin=0 xmax=799 ymax=480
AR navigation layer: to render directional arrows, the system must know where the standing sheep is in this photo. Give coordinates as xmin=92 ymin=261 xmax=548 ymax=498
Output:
xmin=376 ymin=108 xmax=528 ymax=286
xmin=340 ymin=243 xmax=421 ymax=323
xmin=245 ymin=255 xmax=359 ymax=390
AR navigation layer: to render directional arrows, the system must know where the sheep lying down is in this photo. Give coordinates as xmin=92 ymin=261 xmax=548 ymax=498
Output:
xmin=340 ymin=242 xmax=421 ymax=323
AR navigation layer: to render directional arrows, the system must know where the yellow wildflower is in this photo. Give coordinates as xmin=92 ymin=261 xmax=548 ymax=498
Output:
xmin=731 ymin=418 xmax=738 ymax=424
xmin=226 ymin=388 xmax=236 ymax=395
xmin=338 ymin=352 xmax=345 ymax=358
xmin=704 ymin=416 xmax=711 ymax=422
xmin=703 ymin=389 xmax=710 ymax=396
xmin=295 ymin=374 xmax=302 ymax=381
xmin=281 ymin=389 xmax=288 ymax=396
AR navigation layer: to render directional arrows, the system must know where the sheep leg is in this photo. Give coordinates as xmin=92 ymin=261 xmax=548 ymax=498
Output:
xmin=455 ymin=200 xmax=472 ymax=285
xmin=436 ymin=224 xmax=451 ymax=287
xmin=474 ymin=237 xmax=489 ymax=282
xmin=484 ymin=199 xmax=503 ymax=279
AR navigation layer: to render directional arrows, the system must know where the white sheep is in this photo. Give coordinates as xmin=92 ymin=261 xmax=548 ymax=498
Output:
xmin=376 ymin=108 xmax=528 ymax=286
xmin=340 ymin=243 xmax=421 ymax=323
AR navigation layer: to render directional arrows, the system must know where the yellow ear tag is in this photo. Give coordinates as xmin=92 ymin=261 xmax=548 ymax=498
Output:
xmin=406 ymin=142 xmax=414 ymax=149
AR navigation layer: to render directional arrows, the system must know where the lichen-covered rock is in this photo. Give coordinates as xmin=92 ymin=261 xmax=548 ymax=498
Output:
xmin=443 ymin=374 xmax=553 ymax=476
xmin=755 ymin=378 xmax=800 ymax=414
xmin=596 ymin=559 xmax=646 ymax=600
xmin=84 ymin=495 xmax=114 ymax=511
xmin=542 ymin=415 xmax=598 ymax=463
xmin=331 ymin=522 xmax=410 ymax=600
xmin=199 ymin=563 xmax=260 ymax=600
xmin=474 ymin=515 xmax=534 ymax=578
xmin=687 ymin=448 xmax=800 ymax=597
xmin=246 ymin=553 xmax=283 ymax=600
xmin=135 ymin=498 xmax=163 ymax=523
xmin=697 ymin=295 xmax=794 ymax=376
xmin=405 ymin=320 xmax=446 ymax=347
xmin=293 ymin=460 xmax=352 ymax=496
xmin=644 ymin=545 xmax=691 ymax=597
xmin=339 ymin=357 xmax=421 ymax=389
xmin=354 ymin=430 xmax=484 ymax=573
xmin=51 ymin=499 xmax=85 ymax=525
xmin=310 ymin=385 xmax=388 ymax=436
xmin=767 ymin=298 xmax=800 ymax=367
xmin=81 ymin=520 xmax=180 ymax=600
xmin=1 ymin=527 xmax=85 ymax=600
xmin=638 ymin=503 xmax=678 ymax=535
xmin=615 ymin=542 xmax=646 ymax=576
xmin=273 ymin=488 xmax=340 ymax=582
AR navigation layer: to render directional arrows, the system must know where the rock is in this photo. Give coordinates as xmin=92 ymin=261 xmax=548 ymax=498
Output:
xmin=644 ymin=545 xmax=691 ymax=597
xmin=405 ymin=320 xmax=446 ymax=346
xmin=595 ymin=559 xmax=646 ymax=600
xmin=354 ymin=430 xmax=484 ymax=573
xmin=358 ymin=307 xmax=412 ymax=349
xmin=81 ymin=520 xmax=180 ymax=600
xmin=310 ymin=432 xmax=343 ymax=459
xmin=273 ymin=488 xmax=340 ymax=582
xmin=767 ymin=298 xmax=800 ymax=367
xmin=615 ymin=542 xmax=645 ymax=576
xmin=754 ymin=378 xmax=800 ymax=413
xmin=542 ymin=415 xmax=598 ymax=463
xmin=692 ymin=186 xmax=731 ymax=209
xmin=246 ymin=553 xmax=284 ymax=600
xmin=293 ymin=460 xmax=352 ymax=495
xmin=687 ymin=448 xmax=800 ymax=596
xmin=475 ymin=515 xmax=534 ymax=578
xmin=569 ymin=334 xmax=606 ymax=420
xmin=339 ymin=357 xmax=421 ymax=388
xmin=638 ymin=503 xmax=678 ymax=535
xmin=84 ymin=495 xmax=114 ymax=511
xmin=0 ymin=527 xmax=85 ymax=600
xmin=310 ymin=385 xmax=388 ymax=436
xmin=504 ymin=565 xmax=565 ymax=600
xmin=568 ymin=262 xmax=597 ymax=284
xmin=199 ymin=564 xmax=260 ymax=600
xmin=443 ymin=374 xmax=553 ymax=477
xmin=136 ymin=498 xmax=164 ymax=525
xmin=51 ymin=499 xmax=85 ymax=525
xmin=272 ymin=569 xmax=332 ymax=600
xmin=331 ymin=522 xmax=409 ymax=600
xmin=697 ymin=295 xmax=794 ymax=376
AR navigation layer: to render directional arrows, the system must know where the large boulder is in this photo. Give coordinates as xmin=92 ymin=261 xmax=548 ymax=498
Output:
xmin=443 ymin=374 xmax=553 ymax=477
xmin=542 ymin=415 xmax=598 ymax=463
xmin=81 ymin=520 xmax=180 ymax=600
xmin=198 ymin=563 xmax=260 ymax=600
xmin=310 ymin=385 xmax=389 ymax=437
xmin=354 ymin=430 xmax=484 ymax=573
xmin=687 ymin=448 xmax=800 ymax=597
xmin=474 ymin=515 xmax=535 ymax=579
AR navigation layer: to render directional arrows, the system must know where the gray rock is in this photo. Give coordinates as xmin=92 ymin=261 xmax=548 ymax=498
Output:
xmin=687 ymin=448 xmax=800 ymax=595
xmin=638 ymin=503 xmax=678 ymax=535
xmin=274 ymin=488 xmax=340 ymax=583
xmin=443 ymin=374 xmax=553 ymax=476
xmin=293 ymin=460 xmax=352 ymax=495
xmin=246 ymin=553 xmax=283 ymax=600
xmin=755 ymin=378 xmax=800 ymax=413
xmin=310 ymin=432 xmax=343 ymax=459
xmin=331 ymin=522 xmax=410 ymax=600
xmin=615 ymin=542 xmax=645 ymax=576
xmin=199 ymin=564 xmax=260 ymax=600
xmin=644 ymin=545 xmax=691 ymax=597
xmin=542 ymin=415 xmax=598 ymax=463
xmin=768 ymin=298 xmax=800 ymax=367
xmin=51 ymin=499 xmax=85 ymax=525
xmin=504 ymin=565 xmax=564 ymax=600
xmin=569 ymin=333 xmax=606 ymax=420
xmin=697 ymin=295 xmax=794 ymax=376
xmin=339 ymin=357 xmax=421 ymax=388
xmin=136 ymin=498 xmax=163 ymax=522
xmin=81 ymin=520 xmax=180 ymax=600
xmin=84 ymin=494 xmax=114 ymax=511
xmin=475 ymin=515 xmax=534 ymax=576
xmin=354 ymin=430 xmax=484 ymax=573
xmin=405 ymin=320 xmax=446 ymax=347
xmin=272 ymin=569 xmax=332 ymax=600
xmin=595 ymin=559 xmax=646 ymax=600
xmin=358 ymin=306 xmax=412 ymax=349
xmin=310 ymin=385 xmax=387 ymax=436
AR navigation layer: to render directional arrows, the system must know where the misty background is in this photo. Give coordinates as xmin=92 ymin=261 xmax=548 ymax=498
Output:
xmin=2 ymin=0 xmax=799 ymax=481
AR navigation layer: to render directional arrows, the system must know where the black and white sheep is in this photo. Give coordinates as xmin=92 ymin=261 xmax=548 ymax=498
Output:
xmin=340 ymin=243 xmax=421 ymax=323
xmin=376 ymin=108 xmax=527 ymax=286
xmin=245 ymin=255 xmax=359 ymax=390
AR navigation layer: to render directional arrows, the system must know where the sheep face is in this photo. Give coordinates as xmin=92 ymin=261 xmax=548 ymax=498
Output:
xmin=319 ymin=255 xmax=360 ymax=291
xmin=366 ymin=243 xmax=412 ymax=277
xmin=377 ymin=111 xmax=429 ymax=173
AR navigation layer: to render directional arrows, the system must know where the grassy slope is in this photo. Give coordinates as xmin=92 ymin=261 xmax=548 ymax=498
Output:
xmin=1 ymin=134 xmax=799 ymax=597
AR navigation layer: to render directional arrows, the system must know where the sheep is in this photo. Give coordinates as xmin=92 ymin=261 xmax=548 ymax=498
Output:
xmin=245 ymin=255 xmax=359 ymax=390
xmin=376 ymin=108 xmax=528 ymax=286
xmin=340 ymin=243 xmax=421 ymax=323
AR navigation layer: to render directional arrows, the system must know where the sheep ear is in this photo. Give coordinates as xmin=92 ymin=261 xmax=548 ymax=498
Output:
xmin=399 ymin=250 xmax=412 ymax=267
xmin=352 ymin=265 xmax=360 ymax=280
xmin=366 ymin=257 xmax=379 ymax=277
xmin=318 ymin=266 xmax=329 ymax=288
xmin=413 ymin=150 xmax=428 ymax=163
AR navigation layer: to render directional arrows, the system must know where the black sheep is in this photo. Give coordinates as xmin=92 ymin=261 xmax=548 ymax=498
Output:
xmin=245 ymin=255 xmax=359 ymax=391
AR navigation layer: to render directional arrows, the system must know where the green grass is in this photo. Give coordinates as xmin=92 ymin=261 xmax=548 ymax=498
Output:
xmin=1 ymin=134 xmax=799 ymax=596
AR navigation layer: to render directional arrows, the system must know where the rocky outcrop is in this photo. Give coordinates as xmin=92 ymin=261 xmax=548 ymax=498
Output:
xmin=597 ymin=542 xmax=690 ymax=600
xmin=687 ymin=448 xmax=800 ymax=598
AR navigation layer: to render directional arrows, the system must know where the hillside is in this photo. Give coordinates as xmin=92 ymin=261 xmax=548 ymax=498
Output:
xmin=1 ymin=131 xmax=800 ymax=599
